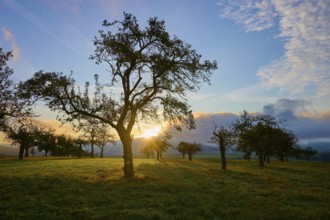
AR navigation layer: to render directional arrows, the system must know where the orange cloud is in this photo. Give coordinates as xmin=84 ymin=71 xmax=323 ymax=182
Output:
xmin=2 ymin=28 xmax=20 ymax=61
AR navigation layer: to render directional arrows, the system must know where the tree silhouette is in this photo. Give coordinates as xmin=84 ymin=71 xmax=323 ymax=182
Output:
xmin=143 ymin=132 xmax=172 ymax=160
xmin=231 ymin=110 xmax=254 ymax=160
xmin=3 ymin=118 xmax=43 ymax=159
xmin=95 ymin=123 xmax=116 ymax=158
xmin=209 ymin=124 xmax=235 ymax=170
xmin=177 ymin=141 xmax=202 ymax=161
xmin=20 ymin=13 xmax=217 ymax=177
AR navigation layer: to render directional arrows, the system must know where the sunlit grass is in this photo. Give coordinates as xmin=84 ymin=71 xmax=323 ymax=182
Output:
xmin=0 ymin=157 xmax=329 ymax=219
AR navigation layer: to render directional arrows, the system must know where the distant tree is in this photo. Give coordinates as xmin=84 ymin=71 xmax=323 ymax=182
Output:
xmin=37 ymin=128 xmax=57 ymax=156
xmin=153 ymin=132 xmax=172 ymax=160
xmin=140 ymin=143 xmax=155 ymax=159
xmin=20 ymin=13 xmax=217 ymax=177
xmin=3 ymin=118 xmax=42 ymax=159
xmin=177 ymin=141 xmax=202 ymax=161
xmin=142 ymin=132 xmax=172 ymax=160
xmin=273 ymin=128 xmax=297 ymax=162
xmin=56 ymin=135 xmax=75 ymax=157
xmin=232 ymin=111 xmax=254 ymax=160
xmin=72 ymin=136 xmax=89 ymax=158
xmin=209 ymin=124 xmax=235 ymax=170
xmin=302 ymin=146 xmax=318 ymax=161
xmin=78 ymin=119 xmax=99 ymax=158
xmin=95 ymin=123 xmax=116 ymax=158
xmin=176 ymin=142 xmax=187 ymax=159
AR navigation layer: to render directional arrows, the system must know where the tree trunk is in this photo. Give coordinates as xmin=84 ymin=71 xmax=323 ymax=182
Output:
xmin=267 ymin=154 xmax=270 ymax=163
xmin=100 ymin=146 xmax=104 ymax=158
xmin=156 ymin=151 xmax=160 ymax=161
xmin=188 ymin=153 xmax=192 ymax=161
xmin=91 ymin=138 xmax=94 ymax=158
xmin=79 ymin=143 xmax=82 ymax=158
xmin=18 ymin=144 xmax=24 ymax=160
xmin=119 ymin=130 xmax=134 ymax=177
xmin=220 ymin=145 xmax=226 ymax=170
xmin=258 ymin=152 xmax=264 ymax=167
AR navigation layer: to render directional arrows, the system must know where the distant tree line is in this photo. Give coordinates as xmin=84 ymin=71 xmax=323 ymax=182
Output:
xmin=210 ymin=111 xmax=318 ymax=170
xmin=0 ymin=48 xmax=116 ymax=159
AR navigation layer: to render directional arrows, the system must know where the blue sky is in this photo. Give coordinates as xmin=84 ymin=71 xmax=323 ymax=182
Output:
xmin=1 ymin=0 xmax=330 ymax=146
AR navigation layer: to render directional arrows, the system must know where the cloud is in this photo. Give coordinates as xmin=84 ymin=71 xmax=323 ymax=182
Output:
xmin=162 ymin=99 xmax=330 ymax=148
xmin=166 ymin=112 xmax=238 ymax=144
xmin=262 ymin=99 xmax=330 ymax=142
xmin=218 ymin=0 xmax=330 ymax=97
xmin=2 ymin=28 xmax=20 ymax=61
xmin=263 ymin=98 xmax=311 ymax=120
xmin=217 ymin=0 xmax=277 ymax=32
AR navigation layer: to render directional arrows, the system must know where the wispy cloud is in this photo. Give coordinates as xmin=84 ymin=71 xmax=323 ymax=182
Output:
xmin=2 ymin=27 xmax=20 ymax=61
xmin=6 ymin=0 xmax=91 ymax=59
xmin=218 ymin=0 xmax=330 ymax=97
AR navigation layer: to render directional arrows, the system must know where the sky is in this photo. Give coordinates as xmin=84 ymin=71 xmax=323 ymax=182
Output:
xmin=1 ymin=0 xmax=330 ymax=150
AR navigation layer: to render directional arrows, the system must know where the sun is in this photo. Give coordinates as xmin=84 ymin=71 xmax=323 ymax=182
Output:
xmin=142 ymin=126 xmax=161 ymax=138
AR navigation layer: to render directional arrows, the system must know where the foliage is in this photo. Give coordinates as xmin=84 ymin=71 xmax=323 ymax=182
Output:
xmin=0 ymin=48 xmax=34 ymax=128
xmin=19 ymin=13 xmax=217 ymax=177
xmin=177 ymin=141 xmax=202 ymax=161
xmin=2 ymin=118 xmax=45 ymax=159
xmin=0 ymin=157 xmax=329 ymax=219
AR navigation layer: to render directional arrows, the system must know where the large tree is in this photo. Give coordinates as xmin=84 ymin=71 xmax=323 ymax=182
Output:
xmin=20 ymin=13 xmax=217 ymax=177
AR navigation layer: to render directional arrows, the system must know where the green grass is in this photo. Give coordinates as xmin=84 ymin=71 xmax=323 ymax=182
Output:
xmin=0 ymin=157 xmax=329 ymax=219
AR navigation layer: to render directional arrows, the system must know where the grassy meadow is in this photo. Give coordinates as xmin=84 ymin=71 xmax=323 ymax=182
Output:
xmin=0 ymin=156 xmax=329 ymax=219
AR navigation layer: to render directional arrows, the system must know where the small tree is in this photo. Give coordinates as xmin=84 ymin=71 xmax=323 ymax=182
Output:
xmin=302 ymin=146 xmax=318 ymax=161
xmin=140 ymin=143 xmax=155 ymax=159
xmin=209 ymin=124 xmax=235 ymax=170
xmin=142 ymin=132 xmax=172 ymax=160
xmin=3 ymin=118 xmax=42 ymax=159
xmin=72 ymin=136 xmax=89 ymax=158
xmin=37 ymin=128 xmax=57 ymax=156
xmin=176 ymin=142 xmax=187 ymax=158
xmin=95 ymin=123 xmax=116 ymax=158
xmin=177 ymin=141 xmax=202 ymax=161
xmin=77 ymin=118 xmax=99 ymax=158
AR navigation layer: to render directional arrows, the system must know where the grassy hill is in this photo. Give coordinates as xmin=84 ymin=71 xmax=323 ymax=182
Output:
xmin=0 ymin=157 xmax=329 ymax=219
